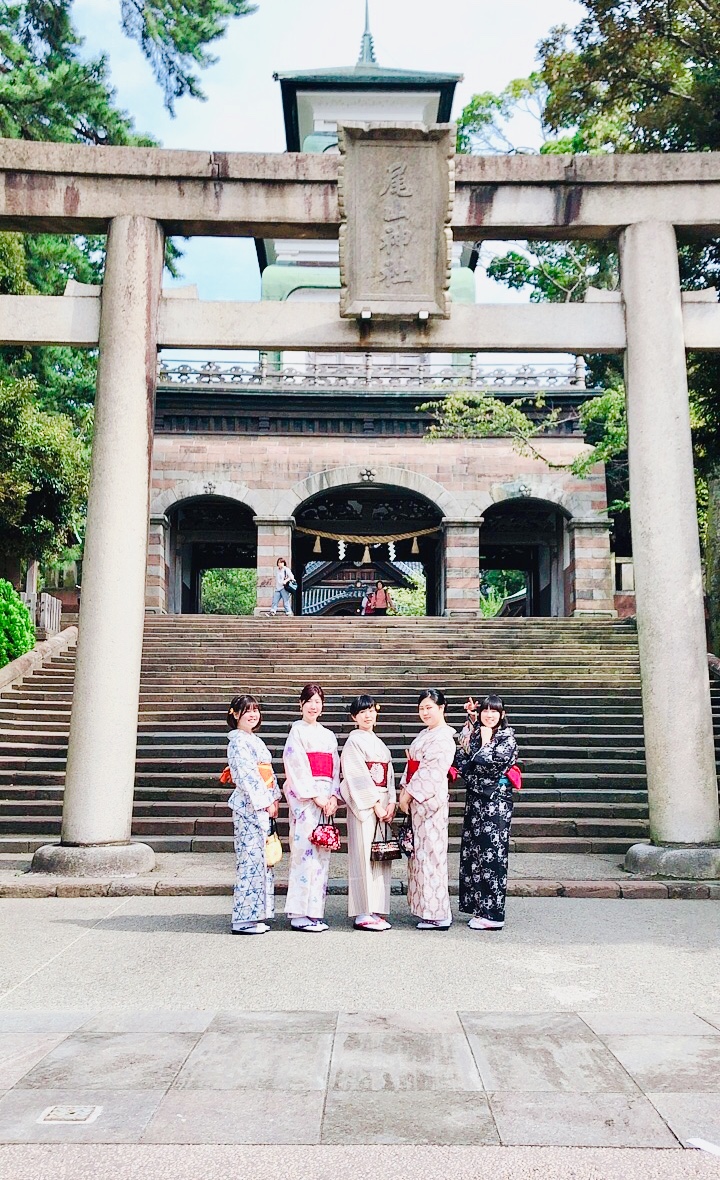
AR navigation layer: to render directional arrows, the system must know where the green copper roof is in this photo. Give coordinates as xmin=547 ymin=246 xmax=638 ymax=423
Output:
xmin=275 ymin=65 xmax=462 ymax=85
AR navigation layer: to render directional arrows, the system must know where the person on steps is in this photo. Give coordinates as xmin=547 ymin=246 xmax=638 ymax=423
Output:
xmin=398 ymin=688 xmax=456 ymax=931
xmin=271 ymin=557 xmax=295 ymax=616
xmin=454 ymin=693 xmax=518 ymax=931
xmin=368 ymin=580 xmax=394 ymax=616
xmin=340 ymin=694 xmax=396 ymax=932
xmin=283 ymin=683 xmax=340 ymax=932
xmin=226 ymin=694 xmax=281 ymax=936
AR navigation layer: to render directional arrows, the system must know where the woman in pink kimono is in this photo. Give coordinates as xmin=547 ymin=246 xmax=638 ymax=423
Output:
xmin=340 ymin=694 xmax=396 ymax=932
xmin=398 ymin=688 xmax=456 ymax=930
xmin=283 ymin=683 xmax=340 ymax=933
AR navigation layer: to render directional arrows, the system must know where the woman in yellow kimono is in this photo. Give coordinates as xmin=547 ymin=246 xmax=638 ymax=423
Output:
xmin=399 ymin=688 xmax=456 ymax=930
xmin=340 ymin=694 xmax=396 ymax=932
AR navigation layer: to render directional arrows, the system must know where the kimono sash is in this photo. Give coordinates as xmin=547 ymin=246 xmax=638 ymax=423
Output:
xmin=258 ymin=762 xmax=274 ymax=789
xmin=366 ymin=760 xmax=389 ymax=788
xmin=405 ymin=758 xmax=420 ymax=782
xmin=307 ymin=751 xmax=334 ymax=779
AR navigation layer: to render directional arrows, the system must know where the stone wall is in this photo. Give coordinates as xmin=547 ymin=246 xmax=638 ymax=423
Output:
xmin=147 ymin=432 xmax=611 ymax=616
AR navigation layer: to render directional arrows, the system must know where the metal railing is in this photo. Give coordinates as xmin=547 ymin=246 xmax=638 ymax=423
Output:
xmin=158 ymin=356 xmax=589 ymax=393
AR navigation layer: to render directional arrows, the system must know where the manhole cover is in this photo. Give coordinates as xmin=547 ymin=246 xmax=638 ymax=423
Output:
xmin=37 ymin=1105 xmax=102 ymax=1125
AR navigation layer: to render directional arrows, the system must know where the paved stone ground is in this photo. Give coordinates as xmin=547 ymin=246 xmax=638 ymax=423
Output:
xmin=0 ymin=1007 xmax=718 ymax=1149
xmin=0 ymin=895 xmax=719 ymax=1170
xmin=1 ymin=851 xmax=715 ymax=899
xmin=1 ymin=896 xmax=719 ymax=1010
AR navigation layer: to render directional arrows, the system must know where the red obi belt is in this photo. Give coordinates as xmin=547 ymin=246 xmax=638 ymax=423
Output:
xmin=307 ymin=751 xmax=334 ymax=779
xmin=366 ymin=761 xmax=389 ymax=788
xmin=405 ymin=758 xmax=420 ymax=782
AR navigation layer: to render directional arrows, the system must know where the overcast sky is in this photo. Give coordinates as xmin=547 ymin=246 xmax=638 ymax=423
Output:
xmin=71 ymin=0 xmax=585 ymax=333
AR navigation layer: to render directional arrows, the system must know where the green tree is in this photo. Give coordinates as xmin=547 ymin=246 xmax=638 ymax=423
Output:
xmin=537 ymin=0 xmax=720 ymax=645
xmin=0 ymin=375 xmax=90 ymax=574
xmin=201 ymin=568 xmax=256 ymax=615
xmin=0 ymin=0 xmax=254 ymax=414
xmin=0 ymin=578 xmax=35 ymax=665
xmin=392 ymin=573 xmax=426 ymax=616
xmin=0 ymin=0 xmax=255 ymax=557
xmin=454 ymin=4 xmax=720 ymax=641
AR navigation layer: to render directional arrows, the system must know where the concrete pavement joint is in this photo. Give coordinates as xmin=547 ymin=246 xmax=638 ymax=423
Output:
xmin=0 ymin=876 xmax=717 ymax=899
xmin=0 ymin=898 xmax=130 ymax=1006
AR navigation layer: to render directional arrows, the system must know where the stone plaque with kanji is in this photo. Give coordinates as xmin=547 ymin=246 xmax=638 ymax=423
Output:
xmin=338 ymin=123 xmax=455 ymax=320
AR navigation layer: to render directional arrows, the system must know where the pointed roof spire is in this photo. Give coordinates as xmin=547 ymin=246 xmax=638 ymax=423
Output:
xmin=357 ymin=0 xmax=377 ymax=65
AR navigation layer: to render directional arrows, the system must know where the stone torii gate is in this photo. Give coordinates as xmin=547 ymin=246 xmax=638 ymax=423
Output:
xmin=1 ymin=130 xmax=719 ymax=879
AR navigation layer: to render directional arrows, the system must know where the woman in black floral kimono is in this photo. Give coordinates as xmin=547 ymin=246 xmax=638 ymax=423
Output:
xmin=454 ymin=694 xmax=518 ymax=931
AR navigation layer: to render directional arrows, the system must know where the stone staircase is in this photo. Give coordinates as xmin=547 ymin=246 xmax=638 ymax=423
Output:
xmin=1 ymin=615 xmax=718 ymax=855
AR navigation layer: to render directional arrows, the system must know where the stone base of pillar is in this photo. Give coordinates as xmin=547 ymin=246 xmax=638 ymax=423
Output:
xmin=443 ymin=609 xmax=480 ymax=618
xmin=625 ymin=841 xmax=720 ymax=880
xmin=30 ymin=842 xmax=156 ymax=878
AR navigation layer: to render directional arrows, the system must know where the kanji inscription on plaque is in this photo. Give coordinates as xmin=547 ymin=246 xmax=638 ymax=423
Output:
xmin=338 ymin=123 xmax=454 ymax=320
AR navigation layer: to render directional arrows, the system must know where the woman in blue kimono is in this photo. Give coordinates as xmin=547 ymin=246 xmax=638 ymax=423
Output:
xmin=226 ymin=694 xmax=281 ymax=935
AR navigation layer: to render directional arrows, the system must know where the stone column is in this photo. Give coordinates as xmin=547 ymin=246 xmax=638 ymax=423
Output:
xmin=254 ymin=517 xmax=295 ymax=615
xmin=145 ymin=514 xmax=169 ymax=614
xmin=620 ymin=220 xmax=720 ymax=878
xmin=32 ymin=216 xmax=164 ymax=876
xmin=568 ymin=519 xmax=616 ymax=616
xmin=443 ymin=520 xmax=480 ymax=617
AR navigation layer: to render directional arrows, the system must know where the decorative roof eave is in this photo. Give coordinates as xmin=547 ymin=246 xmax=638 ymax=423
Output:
xmin=274 ymin=66 xmax=463 ymax=84
xmin=276 ymin=70 xmax=461 ymax=152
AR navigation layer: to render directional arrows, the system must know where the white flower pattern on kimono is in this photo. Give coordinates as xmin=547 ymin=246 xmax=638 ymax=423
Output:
xmin=454 ymin=725 xmax=518 ymax=923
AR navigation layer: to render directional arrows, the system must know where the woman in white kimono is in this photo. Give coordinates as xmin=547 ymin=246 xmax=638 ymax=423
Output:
xmin=340 ymin=694 xmax=396 ymax=932
xmin=398 ymin=688 xmax=456 ymax=930
xmin=226 ymin=694 xmax=282 ymax=936
xmin=283 ymin=682 xmax=340 ymax=932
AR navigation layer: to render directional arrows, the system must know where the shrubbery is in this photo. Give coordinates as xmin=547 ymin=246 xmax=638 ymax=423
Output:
xmin=0 ymin=579 xmax=35 ymax=667
xmin=201 ymin=568 xmax=257 ymax=615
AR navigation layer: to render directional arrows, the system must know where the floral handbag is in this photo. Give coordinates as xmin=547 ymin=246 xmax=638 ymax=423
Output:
xmin=265 ymin=818 xmax=283 ymax=868
xmin=370 ymin=819 xmax=402 ymax=862
xmin=310 ymin=816 xmax=341 ymax=852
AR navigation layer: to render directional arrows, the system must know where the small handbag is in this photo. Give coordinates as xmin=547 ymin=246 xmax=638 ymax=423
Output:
xmin=287 ymin=578 xmax=298 ymax=592
xmin=265 ymin=818 xmax=283 ymax=868
xmin=370 ymin=819 xmax=402 ymax=862
xmin=506 ymin=764 xmax=523 ymax=791
xmin=310 ymin=816 xmax=341 ymax=852
xmin=396 ymin=813 xmax=414 ymax=858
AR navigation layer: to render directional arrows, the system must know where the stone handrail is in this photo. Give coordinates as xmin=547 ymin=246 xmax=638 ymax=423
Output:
xmin=0 ymin=626 xmax=77 ymax=692
xmin=158 ymin=357 xmax=589 ymax=393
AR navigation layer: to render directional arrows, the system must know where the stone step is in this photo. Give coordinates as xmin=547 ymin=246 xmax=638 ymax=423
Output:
xmin=0 ymin=798 xmax=650 ymax=820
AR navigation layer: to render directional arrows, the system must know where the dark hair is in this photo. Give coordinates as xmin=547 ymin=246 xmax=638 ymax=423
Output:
xmin=349 ymin=693 xmax=378 ymax=717
xmin=300 ymin=682 xmax=325 ymax=705
xmin=376 ymin=580 xmax=384 ymax=588
xmin=227 ymin=694 xmax=262 ymax=731
xmin=277 ymin=557 xmax=286 ymax=566
xmin=417 ymin=688 xmax=447 ymax=708
xmin=479 ymin=694 xmax=508 ymax=730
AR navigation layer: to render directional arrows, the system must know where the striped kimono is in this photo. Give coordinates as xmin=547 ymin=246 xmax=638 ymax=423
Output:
xmin=283 ymin=720 xmax=341 ymax=920
xmin=401 ymin=723 xmax=456 ymax=923
xmin=227 ymin=730 xmax=281 ymax=929
xmin=340 ymin=728 xmax=396 ymax=918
